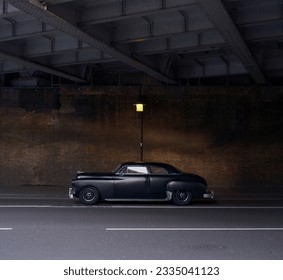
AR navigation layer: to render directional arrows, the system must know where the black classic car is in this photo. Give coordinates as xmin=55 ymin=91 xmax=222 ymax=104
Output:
xmin=69 ymin=162 xmax=214 ymax=206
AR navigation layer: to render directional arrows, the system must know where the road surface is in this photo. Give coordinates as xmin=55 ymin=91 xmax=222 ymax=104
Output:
xmin=0 ymin=198 xmax=283 ymax=259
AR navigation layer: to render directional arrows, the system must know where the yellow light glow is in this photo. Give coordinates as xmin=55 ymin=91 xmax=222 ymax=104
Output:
xmin=135 ymin=103 xmax=144 ymax=112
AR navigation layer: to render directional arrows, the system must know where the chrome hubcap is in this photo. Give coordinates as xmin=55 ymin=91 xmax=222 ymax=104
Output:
xmin=177 ymin=191 xmax=188 ymax=201
xmin=84 ymin=189 xmax=95 ymax=201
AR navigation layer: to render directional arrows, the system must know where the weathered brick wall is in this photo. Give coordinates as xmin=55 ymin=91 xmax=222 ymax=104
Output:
xmin=0 ymin=86 xmax=282 ymax=188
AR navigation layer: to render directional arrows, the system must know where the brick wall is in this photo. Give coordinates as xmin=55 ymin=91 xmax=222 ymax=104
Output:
xmin=0 ymin=86 xmax=282 ymax=188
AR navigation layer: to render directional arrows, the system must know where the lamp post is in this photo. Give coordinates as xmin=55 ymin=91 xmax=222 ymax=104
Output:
xmin=134 ymin=102 xmax=144 ymax=161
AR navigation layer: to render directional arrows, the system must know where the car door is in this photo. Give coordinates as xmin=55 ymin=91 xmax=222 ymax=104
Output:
xmin=113 ymin=165 xmax=149 ymax=199
xmin=148 ymin=165 xmax=171 ymax=199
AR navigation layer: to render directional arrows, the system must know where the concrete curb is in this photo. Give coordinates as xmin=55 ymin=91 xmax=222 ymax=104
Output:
xmin=1 ymin=185 xmax=283 ymax=201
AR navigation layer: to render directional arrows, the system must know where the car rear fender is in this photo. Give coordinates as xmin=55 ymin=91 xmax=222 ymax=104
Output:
xmin=167 ymin=181 xmax=192 ymax=192
xmin=166 ymin=181 xmax=205 ymax=197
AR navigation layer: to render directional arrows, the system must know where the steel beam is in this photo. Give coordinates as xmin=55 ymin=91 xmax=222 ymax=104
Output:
xmin=133 ymin=30 xmax=226 ymax=56
xmin=80 ymin=0 xmax=199 ymax=25
xmin=6 ymin=0 xmax=177 ymax=84
xmin=45 ymin=0 xmax=75 ymax=4
xmin=199 ymin=0 xmax=266 ymax=84
xmin=0 ymin=50 xmax=86 ymax=82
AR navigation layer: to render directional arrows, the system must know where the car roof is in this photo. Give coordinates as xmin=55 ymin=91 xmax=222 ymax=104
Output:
xmin=116 ymin=162 xmax=181 ymax=173
xmin=121 ymin=161 xmax=170 ymax=166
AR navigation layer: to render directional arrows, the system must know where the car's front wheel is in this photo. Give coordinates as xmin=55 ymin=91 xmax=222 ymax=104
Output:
xmin=172 ymin=190 xmax=193 ymax=206
xmin=79 ymin=186 xmax=100 ymax=205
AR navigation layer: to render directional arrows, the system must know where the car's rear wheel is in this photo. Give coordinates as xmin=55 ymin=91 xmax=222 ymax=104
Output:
xmin=172 ymin=190 xmax=192 ymax=206
xmin=79 ymin=186 xmax=100 ymax=205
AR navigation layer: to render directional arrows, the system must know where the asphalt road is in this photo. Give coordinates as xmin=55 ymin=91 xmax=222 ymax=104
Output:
xmin=0 ymin=198 xmax=283 ymax=260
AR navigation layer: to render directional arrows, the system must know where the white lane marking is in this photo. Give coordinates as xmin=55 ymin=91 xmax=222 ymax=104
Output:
xmin=0 ymin=205 xmax=283 ymax=209
xmin=102 ymin=205 xmax=283 ymax=209
xmin=0 ymin=228 xmax=13 ymax=231
xmin=106 ymin=227 xmax=283 ymax=231
xmin=0 ymin=205 xmax=57 ymax=208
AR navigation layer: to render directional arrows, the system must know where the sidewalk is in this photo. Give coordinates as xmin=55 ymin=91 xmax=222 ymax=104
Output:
xmin=212 ymin=186 xmax=283 ymax=200
xmin=1 ymin=185 xmax=283 ymax=200
xmin=0 ymin=185 xmax=68 ymax=199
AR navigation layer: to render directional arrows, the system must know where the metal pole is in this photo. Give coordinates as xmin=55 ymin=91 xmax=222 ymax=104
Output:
xmin=140 ymin=112 xmax=143 ymax=161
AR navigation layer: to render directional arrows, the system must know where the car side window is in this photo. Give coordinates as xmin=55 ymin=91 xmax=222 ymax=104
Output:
xmin=122 ymin=166 xmax=148 ymax=174
xmin=149 ymin=166 xmax=169 ymax=175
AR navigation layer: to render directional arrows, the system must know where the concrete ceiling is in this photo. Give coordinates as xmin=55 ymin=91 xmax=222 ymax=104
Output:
xmin=0 ymin=0 xmax=282 ymax=87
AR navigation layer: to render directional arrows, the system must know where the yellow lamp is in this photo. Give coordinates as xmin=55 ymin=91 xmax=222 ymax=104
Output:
xmin=135 ymin=103 xmax=144 ymax=112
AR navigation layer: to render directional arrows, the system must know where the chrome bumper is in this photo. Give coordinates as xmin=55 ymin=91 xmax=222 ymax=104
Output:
xmin=69 ymin=187 xmax=75 ymax=199
xmin=203 ymin=190 xmax=214 ymax=199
